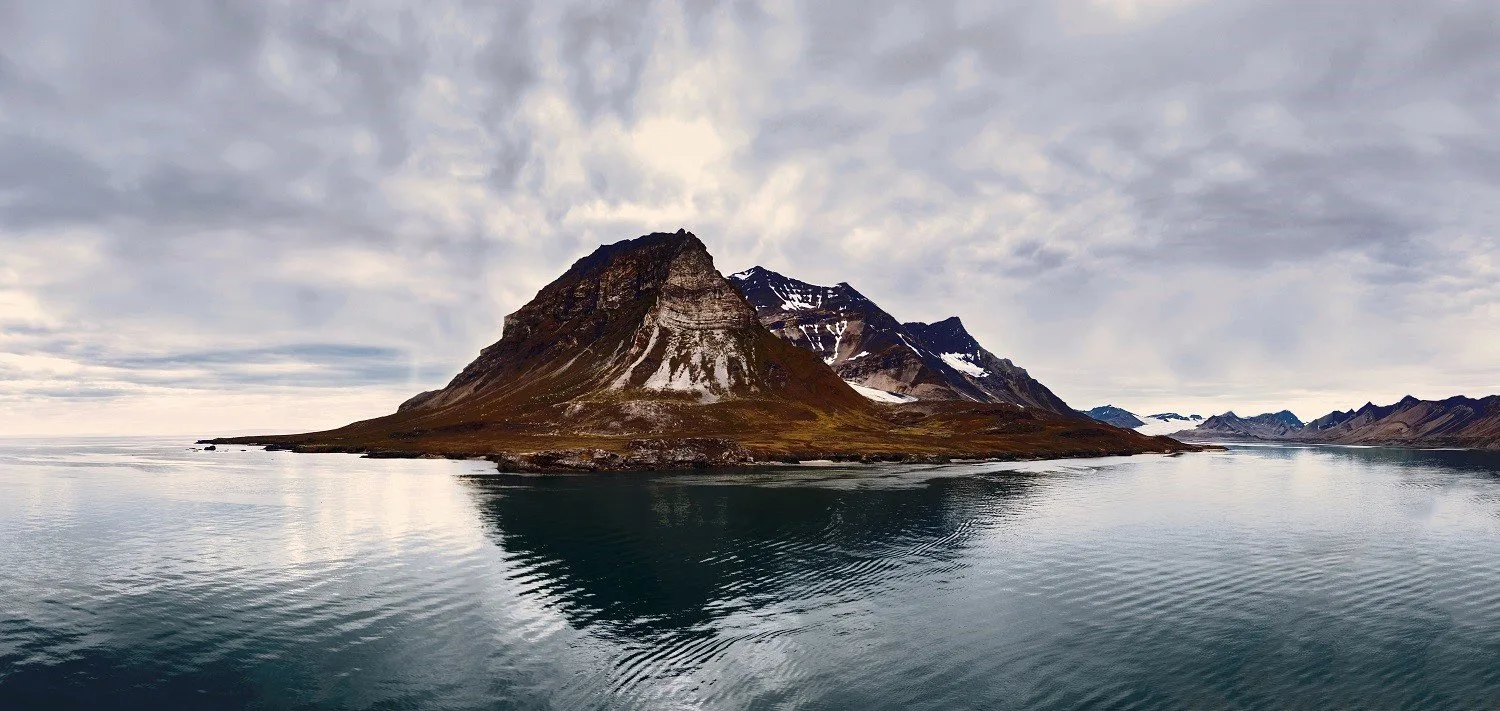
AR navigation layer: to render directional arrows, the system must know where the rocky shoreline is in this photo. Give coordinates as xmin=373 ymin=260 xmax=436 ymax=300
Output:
xmin=197 ymin=435 xmax=1200 ymax=473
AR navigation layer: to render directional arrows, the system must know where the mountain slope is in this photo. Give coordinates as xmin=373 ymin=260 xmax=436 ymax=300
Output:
xmin=904 ymin=317 xmax=1074 ymax=413
xmin=1082 ymin=405 xmax=1146 ymax=428
xmin=1311 ymin=395 xmax=1500 ymax=448
xmin=1190 ymin=411 xmax=1305 ymax=440
xmin=727 ymin=266 xmax=1072 ymax=414
xmin=395 ymin=231 xmax=866 ymax=415
xmin=207 ymin=231 xmax=1190 ymax=469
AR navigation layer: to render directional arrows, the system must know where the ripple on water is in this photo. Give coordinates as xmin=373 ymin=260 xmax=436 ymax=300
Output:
xmin=0 ymin=440 xmax=1498 ymax=709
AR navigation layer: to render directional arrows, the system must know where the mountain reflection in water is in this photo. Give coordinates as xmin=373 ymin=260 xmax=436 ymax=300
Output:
xmin=462 ymin=469 xmax=1041 ymax=639
xmin=2 ymin=441 xmax=1498 ymax=710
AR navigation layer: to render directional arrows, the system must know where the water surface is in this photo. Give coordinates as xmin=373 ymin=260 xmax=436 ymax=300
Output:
xmin=2 ymin=439 xmax=1498 ymax=709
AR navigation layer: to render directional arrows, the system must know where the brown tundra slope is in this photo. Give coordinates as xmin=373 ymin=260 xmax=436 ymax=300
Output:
xmin=206 ymin=231 xmax=1195 ymax=471
xmin=1302 ymin=395 xmax=1500 ymax=448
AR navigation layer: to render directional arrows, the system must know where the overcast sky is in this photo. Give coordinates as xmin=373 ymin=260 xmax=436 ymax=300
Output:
xmin=2 ymin=0 xmax=1497 ymax=435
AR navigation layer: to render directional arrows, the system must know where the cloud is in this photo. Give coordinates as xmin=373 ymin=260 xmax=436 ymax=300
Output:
xmin=1 ymin=0 xmax=1498 ymax=434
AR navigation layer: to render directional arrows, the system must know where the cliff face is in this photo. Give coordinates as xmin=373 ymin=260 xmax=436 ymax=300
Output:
xmin=208 ymin=231 xmax=1193 ymax=470
xmin=728 ymin=266 xmax=1074 ymax=415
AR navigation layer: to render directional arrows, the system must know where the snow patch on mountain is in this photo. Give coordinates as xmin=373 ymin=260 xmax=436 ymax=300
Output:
xmin=940 ymin=352 xmax=989 ymax=378
xmin=729 ymin=265 xmax=1075 ymax=414
xmin=777 ymin=288 xmax=819 ymax=310
xmin=897 ymin=333 xmax=924 ymax=356
xmin=1134 ymin=414 xmax=1202 ymax=436
xmin=632 ymin=329 xmax=749 ymax=402
xmin=844 ymin=380 xmax=919 ymax=404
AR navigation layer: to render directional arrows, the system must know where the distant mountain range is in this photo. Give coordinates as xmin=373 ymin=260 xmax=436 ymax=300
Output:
xmin=1081 ymin=406 xmax=1203 ymax=435
xmin=1147 ymin=413 xmax=1200 ymax=422
xmin=1193 ymin=411 xmax=1304 ymax=440
xmin=207 ymin=231 xmax=1190 ymax=470
xmin=1178 ymin=395 xmax=1500 ymax=449
xmin=727 ymin=266 xmax=1072 ymax=414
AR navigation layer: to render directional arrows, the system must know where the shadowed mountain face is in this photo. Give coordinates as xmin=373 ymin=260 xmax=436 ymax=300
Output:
xmin=727 ymin=266 xmax=1072 ymax=414
xmin=1193 ymin=411 xmax=1305 ymax=440
xmin=1081 ymin=405 xmax=1146 ymax=429
xmin=1180 ymin=396 xmax=1500 ymax=449
xmin=209 ymin=231 xmax=1191 ymax=469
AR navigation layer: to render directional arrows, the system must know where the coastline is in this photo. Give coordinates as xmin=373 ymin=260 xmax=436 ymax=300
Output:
xmin=197 ymin=433 xmax=1207 ymax=473
xmin=1174 ymin=435 xmax=1499 ymax=451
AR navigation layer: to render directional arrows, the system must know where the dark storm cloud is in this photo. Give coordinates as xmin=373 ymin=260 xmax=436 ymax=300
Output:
xmin=1 ymin=0 xmax=1498 ymax=431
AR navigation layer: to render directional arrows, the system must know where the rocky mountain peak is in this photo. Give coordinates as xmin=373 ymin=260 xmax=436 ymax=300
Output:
xmin=403 ymin=232 xmax=866 ymax=413
xmin=904 ymin=317 xmax=982 ymax=356
xmin=727 ymin=265 xmax=1074 ymax=414
xmin=729 ymin=266 xmax=870 ymax=316
xmin=1266 ymin=410 xmax=1304 ymax=428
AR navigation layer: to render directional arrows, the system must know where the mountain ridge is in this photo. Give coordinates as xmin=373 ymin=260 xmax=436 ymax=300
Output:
xmin=727 ymin=266 xmax=1073 ymax=414
xmin=1179 ymin=395 xmax=1500 ymax=449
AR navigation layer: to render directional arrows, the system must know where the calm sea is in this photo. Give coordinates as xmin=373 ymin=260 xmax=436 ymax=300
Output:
xmin=2 ymin=438 xmax=1497 ymax=709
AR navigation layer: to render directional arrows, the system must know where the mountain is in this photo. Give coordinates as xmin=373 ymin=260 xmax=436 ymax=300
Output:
xmin=1082 ymin=406 xmax=1206 ymax=434
xmin=1190 ymin=411 xmax=1305 ymax=440
xmin=726 ymin=266 xmax=1072 ymax=414
xmin=392 ymin=231 xmax=864 ymax=415
xmin=1305 ymin=395 xmax=1500 ymax=448
xmin=904 ymin=317 xmax=1074 ymax=413
xmin=1082 ymin=405 xmax=1145 ymax=429
xmin=1175 ymin=396 xmax=1500 ymax=449
xmin=1148 ymin=413 xmax=1201 ymax=422
xmin=1299 ymin=397 xmax=1418 ymax=439
xmin=207 ymin=231 xmax=1192 ymax=470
